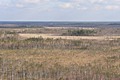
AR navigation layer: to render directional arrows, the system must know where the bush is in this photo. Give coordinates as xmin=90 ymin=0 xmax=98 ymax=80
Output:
xmin=25 ymin=37 xmax=44 ymax=42
xmin=63 ymin=29 xmax=96 ymax=36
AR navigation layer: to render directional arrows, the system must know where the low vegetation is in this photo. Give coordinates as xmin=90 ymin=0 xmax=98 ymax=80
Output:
xmin=62 ymin=29 xmax=97 ymax=36
xmin=0 ymin=28 xmax=120 ymax=80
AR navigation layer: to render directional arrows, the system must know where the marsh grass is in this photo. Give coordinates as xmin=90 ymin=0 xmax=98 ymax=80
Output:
xmin=0 ymin=48 xmax=120 ymax=80
xmin=0 ymin=29 xmax=120 ymax=80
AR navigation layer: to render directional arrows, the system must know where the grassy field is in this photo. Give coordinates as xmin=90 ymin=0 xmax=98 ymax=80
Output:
xmin=0 ymin=27 xmax=120 ymax=80
xmin=0 ymin=48 xmax=120 ymax=80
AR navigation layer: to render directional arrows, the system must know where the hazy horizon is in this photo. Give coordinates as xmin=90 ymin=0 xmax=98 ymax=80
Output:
xmin=1 ymin=20 xmax=120 ymax=22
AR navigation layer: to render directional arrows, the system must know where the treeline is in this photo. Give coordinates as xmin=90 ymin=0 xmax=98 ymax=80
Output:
xmin=62 ymin=29 xmax=97 ymax=36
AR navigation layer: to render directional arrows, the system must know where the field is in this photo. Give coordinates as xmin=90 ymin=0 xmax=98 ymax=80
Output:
xmin=0 ymin=27 xmax=120 ymax=80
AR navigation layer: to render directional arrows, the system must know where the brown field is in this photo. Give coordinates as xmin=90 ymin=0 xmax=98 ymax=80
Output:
xmin=0 ymin=48 xmax=120 ymax=80
xmin=0 ymin=27 xmax=120 ymax=80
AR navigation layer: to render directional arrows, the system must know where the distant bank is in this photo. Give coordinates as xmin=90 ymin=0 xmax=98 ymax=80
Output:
xmin=0 ymin=21 xmax=120 ymax=28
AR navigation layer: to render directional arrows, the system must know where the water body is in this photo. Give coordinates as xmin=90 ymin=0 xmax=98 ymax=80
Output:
xmin=0 ymin=21 xmax=120 ymax=28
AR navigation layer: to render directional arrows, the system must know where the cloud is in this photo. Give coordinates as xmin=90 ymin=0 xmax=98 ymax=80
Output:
xmin=115 ymin=0 xmax=120 ymax=2
xmin=24 ymin=0 xmax=41 ymax=4
xmin=0 ymin=0 xmax=119 ymax=11
xmin=0 ymin=0 xmax=120 ymax=21
xmin=0 ymin=0 xmax=11 ymax=8
xmin=105 ymin=5 xmax=120 ymax=10
xmin=23 ymin=0 xmax=51 ymax=4
xmin=59 ymin=3 xmax=73 ymax=9
xmin=15 ymin=4 xmax=24 ymax=8
xmin=77 ymin=7 xmax=88 ymax=10
xmin=90 ymin=0 xmax=107 ymax=4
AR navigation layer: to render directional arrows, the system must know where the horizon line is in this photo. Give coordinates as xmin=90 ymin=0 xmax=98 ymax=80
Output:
xmin=0 ymin=20 xmax=120 ymax=22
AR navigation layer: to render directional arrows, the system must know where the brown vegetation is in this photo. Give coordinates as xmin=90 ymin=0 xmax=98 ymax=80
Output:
xmin=0 ymin=27 xmax=120 ymax=80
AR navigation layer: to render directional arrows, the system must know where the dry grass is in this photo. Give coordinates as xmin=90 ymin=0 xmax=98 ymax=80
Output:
xmin=1 ymin=48 xmax=120 ymax=67
xmin=0 ymin=48 xmax=120 ymax=79
xmin=0 ymin=27 xmax=120 ymax=80
xmin=0 ymin=49 xmax=101 ymax=66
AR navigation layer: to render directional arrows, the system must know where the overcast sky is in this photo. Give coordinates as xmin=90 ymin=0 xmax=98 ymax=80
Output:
xmin=0 ymin=0 xmax=120 ymax=21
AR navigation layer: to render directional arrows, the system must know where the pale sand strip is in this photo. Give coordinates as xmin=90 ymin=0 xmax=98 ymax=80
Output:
xmin=19 ymin=33 xmax=120 ymax=40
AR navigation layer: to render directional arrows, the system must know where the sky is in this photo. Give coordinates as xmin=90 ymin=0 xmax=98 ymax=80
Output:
xmin=0 ymin=0 xmax=120 ymax=21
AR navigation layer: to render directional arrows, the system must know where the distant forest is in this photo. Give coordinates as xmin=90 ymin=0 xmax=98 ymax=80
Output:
xmin=0 ymin=22 xmax=120 ymax=28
